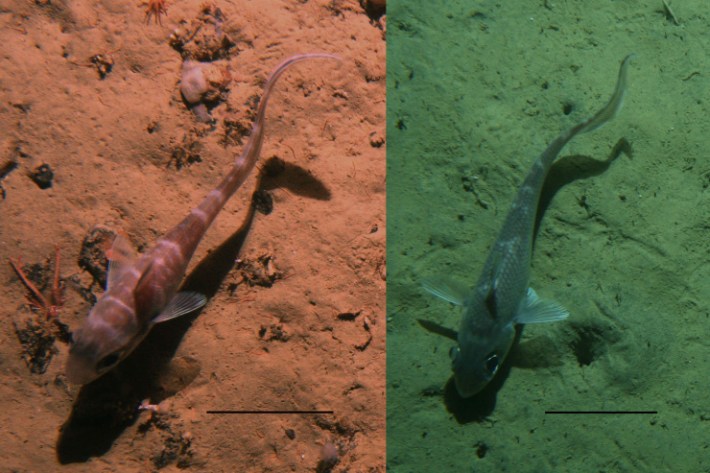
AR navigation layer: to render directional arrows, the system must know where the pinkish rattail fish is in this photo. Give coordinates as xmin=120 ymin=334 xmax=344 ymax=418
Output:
xmin=67 ymin=53 xmax=338 ymax=384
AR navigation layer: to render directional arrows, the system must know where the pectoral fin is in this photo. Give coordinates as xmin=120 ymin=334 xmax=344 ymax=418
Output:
xmin=152 ymin=292 xmax=207 ymax=324
xmin=422 ymin=277 xmax=468 ymax=306
xmin=515 ymin=288 xmax=569 ymax=324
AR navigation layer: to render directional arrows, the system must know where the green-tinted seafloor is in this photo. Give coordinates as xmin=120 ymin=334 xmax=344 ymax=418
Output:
xmin=386 ymin=1 xmax=709 ymax=471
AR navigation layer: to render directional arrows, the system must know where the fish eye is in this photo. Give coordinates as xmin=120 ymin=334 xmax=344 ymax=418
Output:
xmin=96 ymin=352 xmax=122 ymax=372
xmin=484 ymin=353 xmax=499 ymax=376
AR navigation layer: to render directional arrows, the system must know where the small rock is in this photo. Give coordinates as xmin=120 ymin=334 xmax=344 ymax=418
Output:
xmin=31 ymin=163 xmax=54 ymax=189
xmin=78 ymin=225 xmax=116 ymax=288
xmin=369 ymin=131 xmax=385 ymax=148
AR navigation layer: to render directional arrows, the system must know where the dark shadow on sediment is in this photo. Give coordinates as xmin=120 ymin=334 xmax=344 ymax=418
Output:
xmin=534 ymin=137 xmax=632 ymax=243
xmin=260 ymin=156 xmax=332 ymax=201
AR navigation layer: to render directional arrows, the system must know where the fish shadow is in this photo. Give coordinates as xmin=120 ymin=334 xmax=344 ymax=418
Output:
xmin=260 ymin=156 xmax=331 ymax=201
xmin=56 ymin=170 xmax=278 ymax=463
xmin=534 ymin=137 xmax=631 ymax=239
xmin=416 ymin=318 xmax=457 ymax=342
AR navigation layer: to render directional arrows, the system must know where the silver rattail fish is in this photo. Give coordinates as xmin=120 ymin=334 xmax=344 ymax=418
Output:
xmin=67 ymin=53 xmax=338 ymax=384
xmin=424 ymin=55 xmax=633 ymax=397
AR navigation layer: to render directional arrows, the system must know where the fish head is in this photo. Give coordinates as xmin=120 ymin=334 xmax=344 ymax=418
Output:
xmin=450 ymin=300 xmax=516 ymax=398
xmin=66 ymin=296 xmax=143 ymax=384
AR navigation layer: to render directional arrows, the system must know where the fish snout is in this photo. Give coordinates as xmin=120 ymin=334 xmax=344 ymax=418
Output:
xmin=65 ymin=349 xmax=100 ymax=385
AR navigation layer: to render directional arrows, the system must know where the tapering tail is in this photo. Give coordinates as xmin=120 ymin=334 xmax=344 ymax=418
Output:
xmin=236 ymin=53 xmax=341 ymax=169
xmin=576 ymin=53 xmax=634 ymax=135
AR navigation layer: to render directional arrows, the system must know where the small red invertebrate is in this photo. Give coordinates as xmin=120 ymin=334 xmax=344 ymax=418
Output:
xmin=144 ymin=0 xmax=168 ymax=25
xmin=8 ymin=246 xmax=64 ymax=319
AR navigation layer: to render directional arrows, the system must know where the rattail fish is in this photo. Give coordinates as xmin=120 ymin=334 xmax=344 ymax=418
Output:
xmin=67 ymin=53 xmax=338 ymax=384
xmin=424 ymin=55 xmax=633 ymax=397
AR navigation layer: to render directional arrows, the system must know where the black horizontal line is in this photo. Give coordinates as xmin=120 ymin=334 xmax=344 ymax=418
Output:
xmin=206 ymin=410 xmax=334 ymax=415
xmin=545 ymin=410 xmax=657 ymax=415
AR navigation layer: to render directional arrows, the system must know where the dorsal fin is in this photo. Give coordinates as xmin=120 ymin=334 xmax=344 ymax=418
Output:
xmin=106 ymin=232 xmax=137 ymax=290
xmin=482 ymin=251 xmax=503 ymax=319
xmin=133 ymin=261 xmax=162 ymax=318
xmin=484 ymin=283 xmax=498 ymax=318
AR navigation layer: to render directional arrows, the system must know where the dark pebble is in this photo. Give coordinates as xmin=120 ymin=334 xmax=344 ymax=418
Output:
xmin=31 ymin=163 xmax=53 ymax=189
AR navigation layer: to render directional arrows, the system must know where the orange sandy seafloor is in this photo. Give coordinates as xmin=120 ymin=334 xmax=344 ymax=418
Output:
xmin=0 ymin=1 xmax=385 ymax=472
